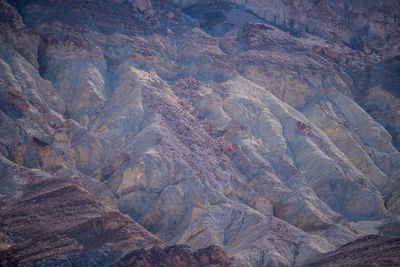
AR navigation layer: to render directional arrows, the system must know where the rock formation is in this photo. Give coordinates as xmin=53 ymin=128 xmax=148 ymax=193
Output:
xmin=0 ymin=0 xmax=399 ymax=266
xmin=304 ymin=235 xmax=400 ymax=267
xmin=111 ymin=245 xmax=231 ymax=267
xmin=0 ymin=156 xmax=164 ymax=266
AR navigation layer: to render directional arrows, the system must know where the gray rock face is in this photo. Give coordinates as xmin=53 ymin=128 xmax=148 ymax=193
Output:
xmin=172 ymin=0 xmax=400 ymax=58
xmin=0 ymin=0 xmax=399 ymax=266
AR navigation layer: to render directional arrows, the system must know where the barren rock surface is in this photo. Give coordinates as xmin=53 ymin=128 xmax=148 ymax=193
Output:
xmin=0 ymin=156 xmax=164 ymax=265
xmin=111 ymin=245 xmax=231 ymax=267
xmin=304 ymin=235 xmax=400 ymax=267
xmin=0 ymin=0 xmax=399 ymax=266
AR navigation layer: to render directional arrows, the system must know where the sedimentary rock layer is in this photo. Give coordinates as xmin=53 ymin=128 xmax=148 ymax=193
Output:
xmin=0 ymin=0 xmax=399 ymax=266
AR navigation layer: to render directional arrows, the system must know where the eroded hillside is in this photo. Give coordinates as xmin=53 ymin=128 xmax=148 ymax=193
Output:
xmin=0 ymin=0 xmax=399 ymax=266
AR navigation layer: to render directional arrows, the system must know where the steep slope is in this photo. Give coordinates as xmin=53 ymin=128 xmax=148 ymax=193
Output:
xmin=0 ymin=0 xmax=399 ymax=266
xmin=111 ymin=245 xmax=231 ymax=267
xmin=0 ymin=156 xmax=164 ymax=266
xmin=172 ymin=0 xmax=400 ymax=58
xmin=304 ymin=235 xmax=400 ymax=267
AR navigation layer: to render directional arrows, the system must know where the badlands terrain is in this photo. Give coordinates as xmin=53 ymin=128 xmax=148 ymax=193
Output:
xmin=0 ymin=0 xmax=399 ymax=266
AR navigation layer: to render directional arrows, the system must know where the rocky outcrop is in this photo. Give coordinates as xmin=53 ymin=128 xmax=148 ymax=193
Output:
xmin=357 ymin=56 xmax=400 ymax=150
xmin=0 ymin=159 xmax=163 ymax=266
xmin=174 ymin=0 xmax=400 ymax=58
xmin=111 ymin=245 xmax=231 ymax=267
xmin=304 ymin=235 xmax=400 ymax=267
xmin=0 ymin=0 xmax=399 ymax=266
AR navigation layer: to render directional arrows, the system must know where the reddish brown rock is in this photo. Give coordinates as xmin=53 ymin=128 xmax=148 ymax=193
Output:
xmin=297 ymin=121 xmax=312 ymax=136
xmin=304 ymin=235 xmax=400 ymax=267
xmin=12 ymin=143 xmax=26 ymax=162
xmin=194 ymin=245 xmax=231 ymax=266
xmin=111 ymin=245 xmax=231 ymax=267
xmin=200 ymin=119 xmax=221 ymax=137
xmin=175 ymin=77 xmax=201 ymax=90
xmin=0 ymin=177 xmax=164 ymax=266
xmin=218 ymin=137 xmax=239 ymax=157
xmin=1 ymin=91 xmax=29 ymax=116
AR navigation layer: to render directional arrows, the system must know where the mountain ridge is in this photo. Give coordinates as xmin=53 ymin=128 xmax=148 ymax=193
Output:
xmin=0 ymin=0 xmax=399 ymax=266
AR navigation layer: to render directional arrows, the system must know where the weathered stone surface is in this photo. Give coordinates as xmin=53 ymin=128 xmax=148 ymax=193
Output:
xmin=0 ymin=0 xmax=399 ymax=266
xmin=0 ymin=159 xmax=163 ymax=266
xmin=173 ymin=0 xmax=400 ymax=58
xmin=131 ymin=0 xmax=153 ymax=13
xmin=304 ymin=235 xmax=400 ymax=267
xmin=111 ymin=245 xmax=231 ymax=267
